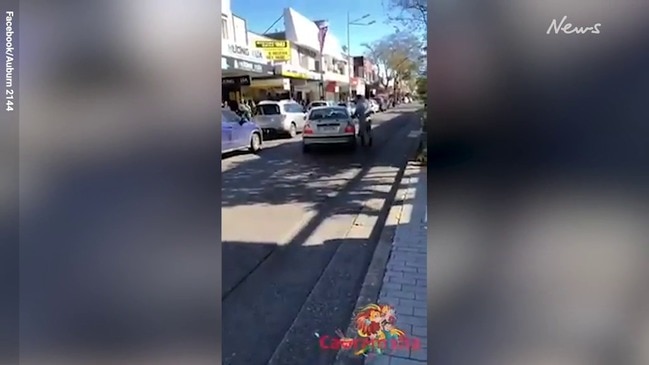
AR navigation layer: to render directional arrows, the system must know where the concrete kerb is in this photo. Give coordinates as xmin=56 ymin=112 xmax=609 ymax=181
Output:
xmin=332 ymin=161 xmax=422 ymax=365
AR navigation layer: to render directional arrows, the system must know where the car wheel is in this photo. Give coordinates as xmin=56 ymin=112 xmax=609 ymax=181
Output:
xmin=288 ymin=123 xmax=297 ymax=138
xmin=302 ymin=144 xmax=311 ymax=153
xmin=249 ymin=132 xmax=262 ymax=153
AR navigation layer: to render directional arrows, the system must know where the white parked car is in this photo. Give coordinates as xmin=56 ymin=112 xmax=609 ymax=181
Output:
xmin=368 ymin=99 xmax=380 ymax=114
xmin=252 ymin=100 xmax=307 ymax=138
xmin=307 ymin=100 xmax=334 ymax=111
xmin=302 ymin=106 xmax=358 ymax=153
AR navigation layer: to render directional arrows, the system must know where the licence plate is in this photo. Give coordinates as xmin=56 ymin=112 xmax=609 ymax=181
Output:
xmin=319 ymin=126 xmax=338 ymax=132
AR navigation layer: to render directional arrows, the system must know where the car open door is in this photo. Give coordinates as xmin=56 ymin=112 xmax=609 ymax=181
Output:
xmin=231 ymin=116 xmax=250 ymax=149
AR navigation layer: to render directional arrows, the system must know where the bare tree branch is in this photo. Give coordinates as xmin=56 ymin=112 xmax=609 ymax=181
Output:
xmin=361 ymin=31 xmax=424 ymax=90
xmin=385 ymin=0 xmax=427 ymax=34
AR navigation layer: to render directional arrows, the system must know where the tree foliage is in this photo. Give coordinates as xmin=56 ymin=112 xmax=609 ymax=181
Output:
xmin=362 ymin=31 xmax=423 ymax=88
xmin=385 ymin=0 xmax=427 ymax=34
xmin=415 ymin=75 xmax=427 ymax=100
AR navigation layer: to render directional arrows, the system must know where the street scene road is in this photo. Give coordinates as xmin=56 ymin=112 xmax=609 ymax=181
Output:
xmin=222 ymin=104 xmax=423 ymax=365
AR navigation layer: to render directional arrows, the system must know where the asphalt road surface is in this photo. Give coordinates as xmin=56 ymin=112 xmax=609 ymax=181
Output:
xmin=221 ymin=104 xmax=423 ymax=365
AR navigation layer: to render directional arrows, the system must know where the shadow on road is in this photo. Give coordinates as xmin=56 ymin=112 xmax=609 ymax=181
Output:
xmin=221 ymin=163 xmax=414 ymax=296
xmin=221 ymin=109 xmax=421 ymax=210
xmin=222 ymin=229 xmax=407 ymax=365
xmin=221 ymin=133 xmax=296 ymax=160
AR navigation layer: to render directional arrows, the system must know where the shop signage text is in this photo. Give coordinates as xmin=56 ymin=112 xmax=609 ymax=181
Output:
xmin=255 ymin=40 xmax=288 ymax=48
xmin=234 ymin=59 xmax=263 ymax=73
xmin=255 ymin=40 xmax=291 ymax=61
xmin=281 ymin=70 xmax=309 ymax=79
xmin=222 ymin=75 xmax=251 ymax=86
xmin=227 ymin=44 xmax=264 ymax=59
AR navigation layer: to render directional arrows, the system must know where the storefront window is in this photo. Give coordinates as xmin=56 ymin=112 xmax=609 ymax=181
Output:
xmin=221 ymin=16 xmax=229 ymax=40
xmin=299 ymin=53 xmax=309 ymax=69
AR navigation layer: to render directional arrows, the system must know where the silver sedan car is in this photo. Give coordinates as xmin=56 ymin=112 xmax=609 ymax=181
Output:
xmin=302 ymin=106 xmax=361 ymax=153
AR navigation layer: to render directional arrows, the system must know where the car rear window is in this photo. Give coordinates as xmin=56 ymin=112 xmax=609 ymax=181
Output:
xmin=256 ymin=104 xmax=281 ymax=115
xmin=309 ymin=108 xmax=349 ymax=121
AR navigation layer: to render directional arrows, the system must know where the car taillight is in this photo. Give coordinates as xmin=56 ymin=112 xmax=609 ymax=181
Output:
xmin=304 ymin=123 xmax=314 ymax=134
xmin=344 ymin=123 xmax=355 ymax=133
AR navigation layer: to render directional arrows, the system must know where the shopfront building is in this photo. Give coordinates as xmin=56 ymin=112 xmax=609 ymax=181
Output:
xmin=350 ymin=77 xmax=366 ymax=97
xmin=275 ymin=64 xmax=321 ymax=102
xmin=221 ymin=53 xmax=274 ymax=104
xmin=222 ymin=75 xmax=251 ymax=105
xmin=245 ymin=78 xmax=291 ymax=101
xmin=221 ymin=9 xmax=275 ymax=104
xmin=281 ymin=7 xmax=349 ymax=100
xmin=244 ymin=63 xmax=322 ymax=102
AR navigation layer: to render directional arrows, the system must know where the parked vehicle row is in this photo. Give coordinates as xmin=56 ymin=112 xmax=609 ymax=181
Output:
xmin=222 ymin=96 xmax=388 ymax=156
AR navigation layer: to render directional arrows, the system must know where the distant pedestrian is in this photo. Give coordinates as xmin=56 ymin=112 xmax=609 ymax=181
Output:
xmin=247 ymin=99 xmax=256 ymax=115
xmin=228 ymin=100 xmax=238 ymax=113
xmin=238 ymin=99 xmax=252 ymax=120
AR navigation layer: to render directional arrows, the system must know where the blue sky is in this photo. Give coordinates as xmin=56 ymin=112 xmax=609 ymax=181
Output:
xmin=230 ymin=0 xmax=398 ymax=57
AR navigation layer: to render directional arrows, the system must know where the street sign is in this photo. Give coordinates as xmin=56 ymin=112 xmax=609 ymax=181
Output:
xmin=254 ymin=40 xmax=291 ymax=61
xmin=265 ymin=49 xmax=291 ymax=61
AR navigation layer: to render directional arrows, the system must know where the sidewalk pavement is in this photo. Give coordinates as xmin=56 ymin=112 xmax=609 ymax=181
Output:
xmin=371 ymin=163 xmax=427 ymax=365
xmin=333 ymin=156 xmax=427 ymax=365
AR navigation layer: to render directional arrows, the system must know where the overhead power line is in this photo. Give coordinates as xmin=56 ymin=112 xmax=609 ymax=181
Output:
xmin=263 ymin=14 xmax=284 ymax=34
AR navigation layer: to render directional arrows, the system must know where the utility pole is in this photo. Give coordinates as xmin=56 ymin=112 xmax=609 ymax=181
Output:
xmin=347 ymin=13 xmax=374 ymax=100
xmin=346 ymin=11 xmax=351 ymax=99
xmin=315 ymin=20 xmax=329 ymax=100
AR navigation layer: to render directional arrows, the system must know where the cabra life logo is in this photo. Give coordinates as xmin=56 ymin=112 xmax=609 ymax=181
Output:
xmin=315 ymin=303 xmax=421 ymax=357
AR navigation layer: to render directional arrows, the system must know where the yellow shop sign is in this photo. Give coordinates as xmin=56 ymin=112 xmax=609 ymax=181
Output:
xmin=255 ymin=40 xmax=291 ymax=61
xmin=280 ymin=70 xmax=309 ymax=79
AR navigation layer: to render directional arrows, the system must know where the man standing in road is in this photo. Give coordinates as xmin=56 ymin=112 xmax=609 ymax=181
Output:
xmin=355 ymin=94 xmax=371 ymax=147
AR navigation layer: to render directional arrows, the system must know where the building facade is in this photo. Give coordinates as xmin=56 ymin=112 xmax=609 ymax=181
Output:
xmin=262 ymin=8 xmax=350 ymax=102
xmin=284 ymin=8 xmax=349 ymax=101
xmin=221 ymin=0 xmax=274 ymax=105
xmin=351 ymin=56 xmax=381 ymax=97
xmin=246 ymin=32 xmax=321 ymax=101
xmin=221 ymin=4 xmax=378 ymax=104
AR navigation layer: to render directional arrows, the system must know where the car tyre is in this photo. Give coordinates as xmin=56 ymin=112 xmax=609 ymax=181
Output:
xmin=302 ymin=144 xmax=311 ymax=154
xmin=288 ymin=123 xmax=297 ymax=138
xmin=249 ymin=132 xmax=262 ymax=153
